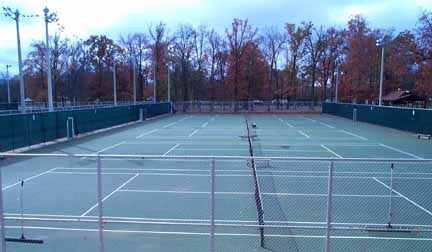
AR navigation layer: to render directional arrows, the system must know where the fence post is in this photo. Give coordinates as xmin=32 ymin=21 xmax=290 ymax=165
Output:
xmin=97 ymin=155 xmax=105 ymax=252
xmin=325 ymin=160 xmax=334 ymax=252
xmin=387 ymin=163 xmax=394 ymax=228
xmin=210 ymin=158 xmax=216 ymax=252
xmin=0 ymin=159 xmax=7 ymax=252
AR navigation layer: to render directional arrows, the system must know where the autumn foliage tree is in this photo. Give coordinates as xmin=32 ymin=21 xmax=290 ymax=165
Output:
xmin=340 ymin=16 xmax=380 ymax=102
xmin=3 ymin=12 xmax=432 ymax=106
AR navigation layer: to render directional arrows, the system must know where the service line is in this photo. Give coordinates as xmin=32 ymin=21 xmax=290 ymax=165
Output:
xmin=298 ymin=130 xmax=311 ymax=139
xmin=163 ymin=144 xmax=180 ymax=156
xmin=136 ymin=129 xmax=159 ymax=139
xmin=188 ymin=129 xmax=199 ymax=138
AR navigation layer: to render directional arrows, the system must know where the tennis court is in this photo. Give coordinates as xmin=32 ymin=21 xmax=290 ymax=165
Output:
xmin=1 ymin=113 xmax=432 ymax=252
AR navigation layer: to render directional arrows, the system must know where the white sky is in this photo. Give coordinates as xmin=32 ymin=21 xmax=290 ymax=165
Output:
xmin=1 ymin=0 xmax=431 ymax=75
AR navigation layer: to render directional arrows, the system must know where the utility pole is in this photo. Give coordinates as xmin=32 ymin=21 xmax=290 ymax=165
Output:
xmin=43 ymin=7 xmax=58 ymax=112
xmin=376 ymin=39 xmax=385 ymax=106
xmin=6 ymin=65 xmax=11 ymax=103
xmin=2 ymin=7 xmax=37 ymax=112
xmin=113 ymin=62 xmax=117 ymax=106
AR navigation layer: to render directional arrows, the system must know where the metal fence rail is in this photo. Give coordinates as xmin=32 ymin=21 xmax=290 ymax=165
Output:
xmin=0 ymin=101 xmax=159 ymax=115
xmin=0 ymin=153 xmax=431 ymax=252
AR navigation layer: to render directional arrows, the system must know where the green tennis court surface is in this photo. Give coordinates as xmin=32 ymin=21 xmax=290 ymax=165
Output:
xmin=1 ymin=114 xmax=432 ymax=252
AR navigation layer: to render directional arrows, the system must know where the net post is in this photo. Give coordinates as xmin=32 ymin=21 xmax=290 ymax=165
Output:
xmin=325 ymin=160 xmax=334 ymax=252
xmin=96 ymin=155 xmax=105 ymax=252
xmin=210 ymin=158 xmax=216 ymax=252
xmin=387 ymin=163 xmax=395 ymax=228
xmin=0 ymin=159 xmax=7 ymax=252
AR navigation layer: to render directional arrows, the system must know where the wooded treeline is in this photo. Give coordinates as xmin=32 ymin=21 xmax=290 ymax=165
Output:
xmin=1 ymin=12 xmax=432 ymax=104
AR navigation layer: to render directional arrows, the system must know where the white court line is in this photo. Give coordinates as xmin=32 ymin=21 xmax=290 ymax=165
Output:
xmin=136 ymin=129 xmax=159 ymax=139
xmin=319 ymin=122 xmax=335 ymax=129
xmin=49 ymin=171 xmax=138 ymax=175
xmin=163 ymin=144 xmax=180 ymax=156
xmin=321 ymin=144 xmax=343 ymax=158
xmin=97 ymin=142 xmax=126 ymax=154
xmin=162 ymin=122 xmax=177 ymax=128
xmin=298 ymin=130 xmax=310 ymax=139
xmin=285 ymin=122 xmax=294 ymax=128
xmin=299 ymin=116 xmax=317 ymax=123
xmin=276 ymin=117 xmax=294 ymax=128
xmin=119 ymin=190 xmax=396 ymax=198
xmin=340 ymin=130 xmax=368 ymax=141
xmin=2 ymin=168 xmax=57 ymax=191
xmin=176 ymin=148 xmax=326 ymax=152
xmin=373 ymin=177 xmax=432 ymax=216
xmin=123 ymin=142 xmax=381 ymax=147
xmin=80 ymin=173 xmax=139 ymax=217
xmin=201 ymin=122 xmax=209 ymax=128
xmin=188 ymin=129 xmax=199 ymax=138
xmin=81 ymin=141 xmax=126 ymax=160
xmin=379 ymin=143 xmax=424 ymax=160
xmin=5 ymin=225 xmax=432 ymax=241
xmin=178 ymin=116 xmax=190 ymax=122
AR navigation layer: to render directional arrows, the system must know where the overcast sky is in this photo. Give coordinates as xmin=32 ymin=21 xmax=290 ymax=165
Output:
xmin=1 ymin=0 xmax=431 ymax=76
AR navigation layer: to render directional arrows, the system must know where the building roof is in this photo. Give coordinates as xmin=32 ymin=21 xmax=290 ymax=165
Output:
xmin=382 ymin=90 xmax=411 ymax=101
xmin=382 ymin=90 xmax=424 ymax=102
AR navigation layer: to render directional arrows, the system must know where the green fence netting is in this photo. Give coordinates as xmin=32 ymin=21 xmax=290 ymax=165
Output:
xmin=0 ymin=103 xmax=171 ymax=152
xmin=323 ymin=103 xmax=432 ymax=135
xmin=0 ymin=103 xmax=18 ymax=111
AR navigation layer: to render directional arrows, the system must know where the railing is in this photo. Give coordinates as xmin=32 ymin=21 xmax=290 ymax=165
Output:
xmin=0 ymin=153 xmax=431 ymax=252
xmin=172 ymin=101 xmax=322 ymax=113
xmin=0 ymin=101 xmax=157 ymax=115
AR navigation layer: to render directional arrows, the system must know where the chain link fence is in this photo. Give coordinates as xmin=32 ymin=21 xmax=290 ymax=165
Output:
xmin=0 ymin=154 xmax=431 ymax=252
xmin=173 ymin=101 xmax=321 ymax=114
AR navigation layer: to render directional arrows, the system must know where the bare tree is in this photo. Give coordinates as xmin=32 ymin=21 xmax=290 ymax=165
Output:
xmin=261 ymin=26 xmax=288 ymax=106
xmin=305 ymin=25 xmax=326 ymax=99
xmin=173 ymin=24 xmax=195 ymax=104
xmin=120 ymin=33 xmax=150 ymax=101
xmin=285 ymin=22 xmax=312 ymax=100
xmin=192 ymin=25 xmax=208 ymax=100
xmin=319 ymin=27 xmax=345 ymax=101
xmin=149 ymin=22 xmax=173 ymax=101
xmin=207 ymin=29 xmax=225 ymax=100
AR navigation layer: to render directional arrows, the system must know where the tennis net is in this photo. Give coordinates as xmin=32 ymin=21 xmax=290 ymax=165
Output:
xmin=243 ymin=113 xmax=265 ymax=247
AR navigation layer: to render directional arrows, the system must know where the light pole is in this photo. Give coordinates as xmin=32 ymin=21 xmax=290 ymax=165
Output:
xmin=43 ymin=7 xmax=57 ymax=111
xmin=6 ymin=65 xmax=11 ymax=103
xmin=167 ymin=65 xmax=171 ymax=102
xmin=335 ymin=64 xmax=340 ymax=103
xmin=113 ymin=61 xmax=117 ymax=106
xmin=376 ymin=39 xmax=385 ymax=106
xmin=3 ymin=7 xmax=35 ymax=112
xmin=132 ymin=59 xmax=136 ymax=104
xmin=153 ymin=63 xmax=157 ymax=104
